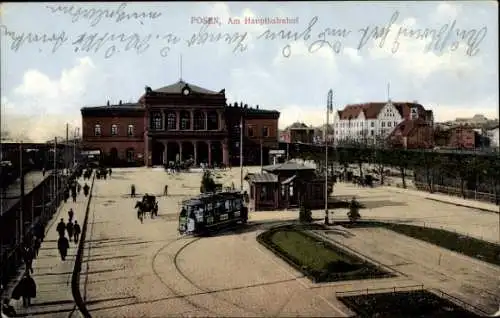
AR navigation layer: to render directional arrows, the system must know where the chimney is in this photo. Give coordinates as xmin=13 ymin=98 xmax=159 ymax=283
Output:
xmin=119 ymin=100 xmax=122 ymax=105
xmin=256 ymin=105 xmax=259 ymax=109
xmin=233 ymin=102 xmax=238 ymax=107
xmin=244 ymin=104 xmax=248 ymax=108
xmin=107 ymin=100 xmax=110 ymax=106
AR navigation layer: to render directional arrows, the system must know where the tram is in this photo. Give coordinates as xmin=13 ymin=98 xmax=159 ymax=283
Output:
xmin=178 ymin=190 xmax=248 ymax=236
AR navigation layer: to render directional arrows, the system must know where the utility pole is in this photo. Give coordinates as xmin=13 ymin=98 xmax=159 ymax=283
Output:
xmin=66 ymin=123 xmax=69 ymax=174
xmin=240 ymin=115 xmax=244 ymax=192
xmin=54 ymin=137 xmax=57 ymax=203
xmin=19 ymin=142 xmax=25 ymax=245
xmin=260 ymin=135 xmax=264 ymax=171
xmin=325 ymin=89 xmax=333 ymax=225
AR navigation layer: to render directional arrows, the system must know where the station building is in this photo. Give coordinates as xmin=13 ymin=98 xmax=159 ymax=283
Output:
xmin=81 ymin=80 xmax=280 ymax=167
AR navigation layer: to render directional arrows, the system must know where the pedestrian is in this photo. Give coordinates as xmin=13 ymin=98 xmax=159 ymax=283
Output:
xmin=131 ymin=184 xmax=136 ymax=198
xmin=83 ymin=183 xmax=90 ymax=197
xmin=56 ymin=218 xmax=66 ymax=237
xmin=77 ymin=183 xmax=82 ymax=194
xmin=63 ymin=188 xmax=69 ymax=203
xmin=73 ymin=221 xmax=81 ymax=243
xmin=22 ymin=245 xmax=34 ymax=274
xmin=12 ymin=272 xmax=36 ymax=308
xmin=66 ymin=220 xmax=74 ymax=239
xmin=42 ymin=167 xmax=46 ymax=177
xmin=57 ymin=236 xmax=69 ymax=261
xmin=33 ymin=236 xmax=41 ymax=257
xmin=163 ymin=184 xmax=168 ymax=196
xmin=68 ymin=208 xmax=74 ymax=222
xmin=108 ymin=168 xmax=112 ymax=177
xmin=34 ymin=222 xmax=45 ymax=243
xmin=72 ymin=190 xmax=77 ymax=202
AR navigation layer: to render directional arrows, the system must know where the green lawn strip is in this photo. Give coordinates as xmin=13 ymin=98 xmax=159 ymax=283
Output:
xmin=339 ymin=290 xmax=481 ymax=317
xmin=257 ymin=226 xmax=390 ymax=283
xmin=339 ymin=221 xmax=500 ymax=267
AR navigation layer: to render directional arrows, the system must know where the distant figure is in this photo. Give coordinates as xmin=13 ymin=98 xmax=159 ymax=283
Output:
xmin=131 ymin=184 xmax=136 ymax=198
xmin=57 ymin=236 xmax=69 ymax=261
xmin=56 ymin=218 xmax=66 ymax=237
xmin=73 ymin=221 xmax=81 ymax=243
xmin=66 ymin=220 xmax=74 ymax=239
xmin=83 ymin=183 xmax=90 ymax=197
xmin=68 ymin=208 xmax=74 ymax=222
xmin=42 ymin=168 xmax=46 ymax=177
xmin=63 ymin=189 xmax=70 ymax=203
xmin=34 ymin=222 xmax=45 ymax=242
xmin=33 ymin=237 xmax=41 ymax=257
xmin=22 ymin=246 xmax=34 ymax=274
xmin=163 ymin=184 xmax=168 ymax=196
xmin=12 ymin=272 xmax=36 ymax=308
xmin=108 ymin=168 xmax=112 ymax=177
xmin=71 ymin=189 xmax=77 ymax=202
xmin=77 ymin=183 xmax=82 ymax=194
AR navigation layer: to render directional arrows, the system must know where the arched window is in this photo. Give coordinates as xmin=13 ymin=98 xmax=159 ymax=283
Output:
xmin=207 ymin=111 xmax=219 ymax=130
xmin=167 ymin=112 xmax=177 ymax=130
xmin=180 ymin=111 xmax=191 ymax=130
xmin=111 ymin=124 xmax=118 ymax=136
xmin=193 ymin=111 xmax=206 ymax=130
xmin=127 ymin=124 xmax=134 ymax=136
xmin=94 ymin=124 xmax=101 ymax=136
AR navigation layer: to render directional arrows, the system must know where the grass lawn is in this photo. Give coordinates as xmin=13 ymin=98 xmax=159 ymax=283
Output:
xmin=257 ymin=225 xmax=391 ymax=283
xmin=339 ymin=221 xmax=500 ymax=266
xmin=339 ymin=290 xmax=481 ymax=317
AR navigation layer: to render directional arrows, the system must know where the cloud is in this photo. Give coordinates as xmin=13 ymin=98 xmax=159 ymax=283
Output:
xmin=277 ymin=105 xmax=328 ymax=129
xmin=2 ymin=57 xmax=96 ymax=142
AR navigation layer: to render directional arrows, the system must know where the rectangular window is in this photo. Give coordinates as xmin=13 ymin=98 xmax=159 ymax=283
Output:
xmin=371 ymin=122 xmax=374 ymax=127
xmin=381 ymin=122 xmax=385 ymax=128
xmin=150 ymin=112 xmax=162 ymax=130
xmin=127 ymin=125 xmax=134 ymax=136
xmin=111 ymin=124 xmax=118 ymax=136
xmin=94 ymin=124 xmax=101 ymax=136
xmin=263 ymin=127 xmax=269 ymax=137
xmin=248 ymin=126 xmax=254 ymax=137
xmin=370 ymin=130 xmax=374 ymax=136
xmin=388 ymin=122 xmax=392 ymax=127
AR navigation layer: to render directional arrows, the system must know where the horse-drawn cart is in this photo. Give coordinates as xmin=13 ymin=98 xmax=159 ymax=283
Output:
xmin=135 ymin=195 xmax=158 ymax=221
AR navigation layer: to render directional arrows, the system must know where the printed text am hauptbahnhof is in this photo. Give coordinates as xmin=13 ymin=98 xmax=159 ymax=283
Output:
xmin=243 ymin=17 xmax=299 ymax=25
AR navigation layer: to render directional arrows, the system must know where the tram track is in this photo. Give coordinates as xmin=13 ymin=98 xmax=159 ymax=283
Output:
xmin=173 ymin=235 xmax=263 ymax=316
xmin=151 ymin=236 xmax=219 ymax=316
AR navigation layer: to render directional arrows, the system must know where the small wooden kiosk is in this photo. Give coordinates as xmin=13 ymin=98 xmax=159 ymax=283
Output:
xmin=246 ymin=162 xmax=331 ymax=211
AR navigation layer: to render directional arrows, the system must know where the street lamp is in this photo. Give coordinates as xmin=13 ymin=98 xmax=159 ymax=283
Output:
xmin=325 ymin=89 xmax=333 ymax=225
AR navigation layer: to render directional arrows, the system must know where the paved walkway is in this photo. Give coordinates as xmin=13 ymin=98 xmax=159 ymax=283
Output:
xmin=1 ymin=170 xmax=53 ymax=216
xmin=381 ymin=185 xmax=499 ymax=213
xmin=8 ymin=176 xmax=92 ymax=318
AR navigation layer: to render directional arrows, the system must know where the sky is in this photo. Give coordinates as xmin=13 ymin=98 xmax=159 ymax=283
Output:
xmin=0 ymin=1 xmax=498 ymax=142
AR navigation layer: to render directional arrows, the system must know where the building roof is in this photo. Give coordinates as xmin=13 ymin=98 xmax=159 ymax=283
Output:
xmin=286 ymin=122 xmax=310 ymax=130
xmin=246 ymin=173 xmax=279 ymax=183
xmin=262 ymin=162 xmax=315 ymax=172
xmin=337 ymin=102 xmax=428 ymax=120
xmin=390 ymin=118 xmax=430 ymax=137
xmin=81 ymin=102 xmax=143 ymax=112
xmin=153 ymin=80 xmax=221 ymax=95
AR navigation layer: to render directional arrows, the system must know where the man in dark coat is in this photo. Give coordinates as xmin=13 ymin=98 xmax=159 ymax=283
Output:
xmin=57 ymin=236 xmax=69 ymax=261
xmin=33 ymin=236 xmax=41 ymax=257
xmin=130 ymin=184 xmax=136 ymax=198
xmin=73 ymin=221 xmax=81 ymax=243
xmin=22 ymin=246 xmax=34 ymax=274
xmin=71 ymin=189 xmax=77 ymax=202
xmin=12 ymin=272 xmax=36 ymax=307
xmin=34 ymin=222 xmax=45 ymax=242
xmin=83 ymin=183 xmax=90 ymax=197
xmin=68 ymin=208 xmax=74 ymax=222
xmin=66 ymin=220 xmax=74 ymax=239
xmin=56 ymin=218 xmax=66 ymax=237
xmin=63 ymin=188 xmax=70 ymax=203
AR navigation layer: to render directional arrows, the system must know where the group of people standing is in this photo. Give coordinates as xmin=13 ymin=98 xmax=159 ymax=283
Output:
xmin=55 ymin=209 xmax=81 ymax=261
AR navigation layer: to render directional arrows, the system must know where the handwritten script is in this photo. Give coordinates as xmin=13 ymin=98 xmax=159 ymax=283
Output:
xmin=0 ymin=10 xmax=488 ymax=59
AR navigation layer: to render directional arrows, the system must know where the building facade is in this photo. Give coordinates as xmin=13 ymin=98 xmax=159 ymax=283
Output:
xmin=279 ymin=123 xmax=316 ymax=144
xmin=332 ymin=101 xmax=434 ymax=145
xmin=81 ymin=80 xmax=280 ymax=167
xmin=388 ymin=119 xmax=434 ymax=149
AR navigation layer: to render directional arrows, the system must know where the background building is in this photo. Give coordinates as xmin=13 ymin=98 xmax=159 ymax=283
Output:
xmin=279 ymin=122 xmax=315 ymax=144
xmin=81 ymin=80 xmax=280 ymax=167
xmin=332 ymin=101 xmax=434 ymax=146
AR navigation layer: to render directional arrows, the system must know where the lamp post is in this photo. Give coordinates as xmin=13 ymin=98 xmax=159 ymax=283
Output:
xmin=240 ymin=115 xmax=244 ymax=192
xmin=325 ymin=89 xmax=333 ymax=225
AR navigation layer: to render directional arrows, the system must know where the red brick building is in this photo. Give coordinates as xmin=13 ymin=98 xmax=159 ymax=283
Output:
xmin=448 ymin=126 xmax=476 ymax=149
xmin=81 ymin=80 xmax=280 ymax=166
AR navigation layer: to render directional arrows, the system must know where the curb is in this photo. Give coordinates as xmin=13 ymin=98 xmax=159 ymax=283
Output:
xmin=71 ymin=174 xmax=95 ymax=318
xmin=425 ymin=197 xmax=499 ymax=214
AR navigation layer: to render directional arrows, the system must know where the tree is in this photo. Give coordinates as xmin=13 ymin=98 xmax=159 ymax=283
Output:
xmin=200 ymin=170 xmax=217 ymax=193
xmin=347 ymin=197 xmax=361 ymax=223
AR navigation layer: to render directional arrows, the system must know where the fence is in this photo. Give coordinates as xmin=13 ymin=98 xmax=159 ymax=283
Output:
xmin=429 ymin=288 xmax=490 ymax=316
xmin=414 ymin=182 xmax=498 ymax=205
xmin=0 ymin=167 xmax=82 ymax=298
xmin=335 ymin=284 xmax=424 ymax=297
